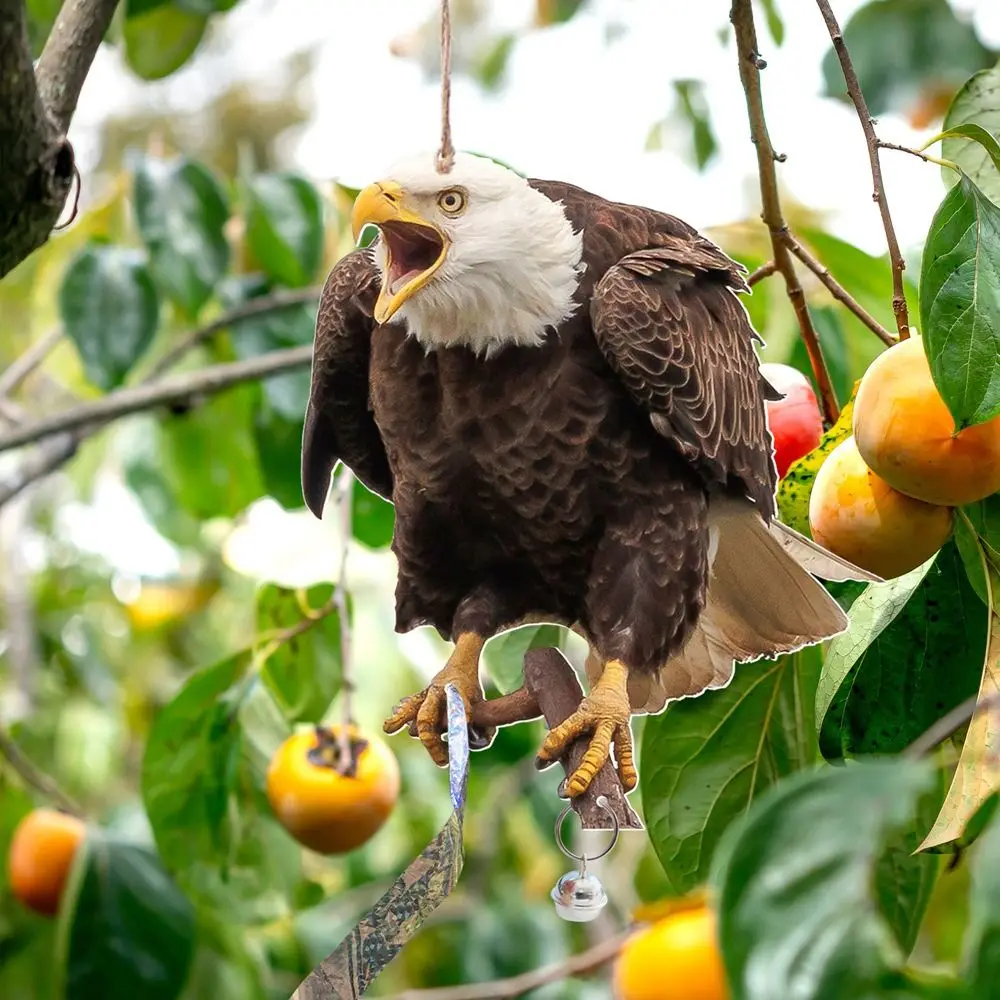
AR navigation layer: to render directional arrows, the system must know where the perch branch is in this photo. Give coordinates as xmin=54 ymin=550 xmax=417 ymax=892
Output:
xmin=0 ymin=722 xmax=82 ymax=817
xmin=814 ymin=0 xmax=910 ymax=339
xmin=387 ymin=929 xmax=630 ymax=1000
xmin=35 ymin=0 xmax=121 ymax=133
xmin=730 ymin=0 xmax=840 ymax=424
xmin=0 ymin=345 xmax=313 ymax=454
xmin=0 ymin=328 xmax=64 ymax=400
xmin=786 ymin=239 xmax=895 ymax=346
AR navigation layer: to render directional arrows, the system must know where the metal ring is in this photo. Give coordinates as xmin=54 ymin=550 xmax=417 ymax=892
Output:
xmin=554 ymin=795 xmax=620 ymax=864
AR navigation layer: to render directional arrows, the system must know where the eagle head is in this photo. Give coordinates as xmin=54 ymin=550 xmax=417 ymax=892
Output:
xmin=351 ymin=152 xmax=584 ymax=355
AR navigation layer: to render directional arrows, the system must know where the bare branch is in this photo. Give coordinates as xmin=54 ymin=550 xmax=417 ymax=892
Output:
xmin=786 ymin=239 xmax=896 ymax=347
xmin=747 ymin=260 xmax=777 ymax=287
xmin=730 ymin=0 xmax=840 ymax=424
xmin=0 ymin=327 xmax=64 ymax=400
xmin=0 ymin=721 xmax=82 ymax=816
xmin=0 ymin=434 xmax=78 ymax=507
xmin=387 ymin=930 xmax=630 ymax=1000
xmin=815 ymin=0 xmax=910 ymax=340
xmin=35 ymin=0 xmax=120 ymax=133
xmin=878 ymin=139 xmax=955 ymax=171
xmin=0 ymin=345 xmax=312 ymax=455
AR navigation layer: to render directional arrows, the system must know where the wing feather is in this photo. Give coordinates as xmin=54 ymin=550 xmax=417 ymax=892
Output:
xmin=590 ymin=234 xmax=779 ymax=518
xmin=301 ymin=250 xmax=393 ymax=516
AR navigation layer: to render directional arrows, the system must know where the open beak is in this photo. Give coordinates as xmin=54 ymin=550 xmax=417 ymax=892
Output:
xmin=351 ymin=181 xmax=449 ymax=324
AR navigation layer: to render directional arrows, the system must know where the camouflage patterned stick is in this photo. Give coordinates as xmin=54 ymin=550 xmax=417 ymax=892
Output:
xmin=289 ymin=684 xmax=471 ymax=999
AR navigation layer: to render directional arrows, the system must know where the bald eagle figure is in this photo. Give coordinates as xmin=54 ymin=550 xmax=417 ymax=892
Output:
xmin=302 ymin=152 xmax=874 ymax=798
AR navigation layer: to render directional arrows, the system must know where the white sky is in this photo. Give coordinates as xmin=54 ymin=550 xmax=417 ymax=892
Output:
xmin=55 ymin=0 xmax=1000 ymax=585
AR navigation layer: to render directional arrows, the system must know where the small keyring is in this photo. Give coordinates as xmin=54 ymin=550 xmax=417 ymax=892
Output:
xmin=554 ymin=795 xmax=620 ymax=864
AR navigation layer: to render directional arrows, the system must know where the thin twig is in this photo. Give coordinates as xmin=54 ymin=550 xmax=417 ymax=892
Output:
xmin=0 ymin=345 xmax=313 ymax=455
xmin=814 ymin=0 xmax=910 ymax=340
xmin=387 ymin=930 xmax=630 ymax=1000
xmin=747 ymin=260 xmax=777 ymax=287
xmin=878 ymin=139 xmax=956 ymax=171
xmin=904 ymin=691 xmax=1000 ymax=760
xmin=0 ymin=289 xmax=321 ymax=505
xmin=0 ymin=328 xmax=64 ymax=400
xmin=787 ymin=239 xmax=896 ymax=347
xmin=436 ymin=0 xmax=455 ymax=173
xmin=0 ymin=722 xmax=82 ymax=817
xmin=730 ymin=0 xmax=840 ymax=424
xmin=333 ymin=469 xmax=356 ymax=772
xmin=145 ymin=286 xmax=320 ymax=379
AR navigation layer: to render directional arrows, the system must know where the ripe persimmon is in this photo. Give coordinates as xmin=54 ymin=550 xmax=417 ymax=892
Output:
xmin=614 ymin=905 xmax=729 ymax=1000
xmin=266 ymin=725 xmax=400 ymax=854
xmin=760 ymin=362 xmax=824 ymax=478
xmin=808 ymin=436 xmax=953 ymax=579
xmin=8 ymin=808 xmax=85 ymax=917
xmin=853 ymin=334 xmax=1000 ymax=506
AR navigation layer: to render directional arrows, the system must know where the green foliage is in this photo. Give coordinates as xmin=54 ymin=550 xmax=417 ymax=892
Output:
xmin=134 ymin=157 xmax=231 ymax=317
xmin=59 ymin=244 xmax=160 ymax=391
xmin=351 ymin=479 xmax=395 ymax=549
xmin=672 ymin=80 xmax=718 ymax=171
xmin=642 ymin=646 xmax=822 ymax=896
xmin=123 ymin=4 xmax=210 ymax=81
xmin=712 ymin=759 xmax=937 ymax=1000
xmin=483 ymin=624 xmax=567 ymax=694
xmin=942 ymin=61 xmax=1000 ymax=204
xmin=57 ymin=829 xmax=196 ymax=1000
xmin=821 ymin=0 xmax=995 ymax=117
xmin=965 ymin=815 xmax=1000 ymax=993
xmin=921 ymin=175 xmax=1000 ymax=429
xmin=245 ymin=173 xmax=325 ymax=288
xmin=818 ymin=543 xmax=985 ymax=759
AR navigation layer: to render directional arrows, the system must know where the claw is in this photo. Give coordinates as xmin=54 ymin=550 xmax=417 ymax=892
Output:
xmin=535 ymin=658 xmax=637 ymax=797
xmin=382 ymin=632 xmax=494 ymax=767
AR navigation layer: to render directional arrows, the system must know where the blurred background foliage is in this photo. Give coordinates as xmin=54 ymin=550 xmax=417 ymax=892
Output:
xmin=2 ymin=0 xmax=1000 ymax=997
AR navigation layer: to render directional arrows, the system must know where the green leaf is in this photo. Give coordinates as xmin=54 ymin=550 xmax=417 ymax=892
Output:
xmin=920 ymin=175 xmax=1000 ymax=429
xmin=816 ymin=558 xmax=935 ymax=726
xmin=928 ymin=123 xmax=1000 ymax=179
xmin=875 ymin=775 xmax=945 ymax=955
xmin=642 ymin=647 xmax=822 ymax=895
xmin=141 ymin=654 xmax=298 ymax=918
xmin=158 ymin=383 xmax=265 ymax=519
xmin=965 ymin=812 xmax=1000 ymax=992
xmin=352 ymin=479 xmax=395 ymax=549
xmin=819 ymin=542 xmax=985 ymax=758
xmin=712 ymin=758 xmax=936 ymax=1000
xmin=256 ymin=584 xmax=341 ymax=724
xmin=57 ymin=829 xmax=196 ymax=1000
xmin=59 ymin=245 xmax=160 ymax=391
xmin=672 ymin=79 xmax=717 ymax=172
xmin=776 ymin=386 xmax=857 ymax=536
xmin=820 ymin=0 xmax=995 ymax=117
xmin=484 ymin=624 xmax=567 ymax=695
xmin=941 ymin=61 xmax=1000 ymax=204
xmin=254 ymin=407 xmax=306 ymax=511
xmin=25 ymin=0 xmax=62 ymax=55
xmin=123 ymin=3 xmax=209 ymax=80
xmin=134 ymin=157 xmax=231 ymax=316
xmin=759 ymin=0 xmax=784 ymax=47
xmin=245 ymin=174 xmax=325 ymax=288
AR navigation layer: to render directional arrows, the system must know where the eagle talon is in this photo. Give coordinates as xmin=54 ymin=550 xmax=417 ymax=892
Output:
xmin=535 ymin=659 xmax=638 ymax=797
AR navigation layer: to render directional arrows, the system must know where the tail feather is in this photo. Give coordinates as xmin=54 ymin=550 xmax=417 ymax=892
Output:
xmin=624 ymin=497 xmax=852 ymax=715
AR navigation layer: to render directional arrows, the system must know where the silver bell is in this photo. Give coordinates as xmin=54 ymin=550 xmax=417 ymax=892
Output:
xmin=551 ymin=867 xmax=608 ymax=922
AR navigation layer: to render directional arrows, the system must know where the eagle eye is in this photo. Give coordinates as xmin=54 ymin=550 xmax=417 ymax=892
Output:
xmin=437 ymin=188 xmax=467 ymax=215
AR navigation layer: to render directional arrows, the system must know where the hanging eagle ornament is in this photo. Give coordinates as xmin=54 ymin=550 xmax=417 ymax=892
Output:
xmin=301 ymin=152 xmax=876 ymax=799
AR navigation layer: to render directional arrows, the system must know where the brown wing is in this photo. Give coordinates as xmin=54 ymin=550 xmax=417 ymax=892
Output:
xmin=301 ymin=250 xmax=393 ymax=516
xmin=590 ymin=235 xmax=780 ymax=518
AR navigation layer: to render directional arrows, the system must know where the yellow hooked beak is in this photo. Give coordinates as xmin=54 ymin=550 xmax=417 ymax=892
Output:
xmin=351 ymin=181 xmax=449 ymax=324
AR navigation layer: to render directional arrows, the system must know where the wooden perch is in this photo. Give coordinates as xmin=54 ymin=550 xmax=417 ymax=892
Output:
xmin=470 ymin=647 xmax=643 ymax=831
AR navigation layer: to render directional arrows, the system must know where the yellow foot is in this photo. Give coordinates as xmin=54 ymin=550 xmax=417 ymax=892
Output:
xmin=536 ymin=658 xmax=638 ymax=797
xmin=383 ymin=633 xmax=494 ymax=766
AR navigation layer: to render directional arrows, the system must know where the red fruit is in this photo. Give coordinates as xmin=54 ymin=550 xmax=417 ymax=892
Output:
xmin=760 ymin=363 xmax=824 ymax=478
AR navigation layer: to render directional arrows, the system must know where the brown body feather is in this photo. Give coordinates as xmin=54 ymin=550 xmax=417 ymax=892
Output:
xmin=303 ymin=180 xmax=841 ymax=688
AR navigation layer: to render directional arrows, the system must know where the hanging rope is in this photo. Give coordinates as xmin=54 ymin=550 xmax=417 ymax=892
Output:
xmin=435 ymin=0 xmax=455 ymax=173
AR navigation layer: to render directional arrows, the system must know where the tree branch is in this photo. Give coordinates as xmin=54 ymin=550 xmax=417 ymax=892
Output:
xmin=904 ymin=691 xmax=1000 ymax=760
xmin=730 ymin=0 xmax=840 ymax=424
xmin=786 ymin=239 xmax=896 ymax=347
xmin=0 ymin=345 xmax=313 ymax=454
xmin=0 ymin=721 xmax=82 ymax=816
xmin=815 ymin=0 xmax=910 ymax=340
xmin=0 ymin=0 xmax=120 ymax=278
xmin=0 ymin=327 xmax=64 ymax=400
xmin=386 ymin=930 xmax=630 ymax=1000
xmin=35 ymin=0 xmax=119 ymax=132
xmin=747 ymin=260 xmax=776 ymax=287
